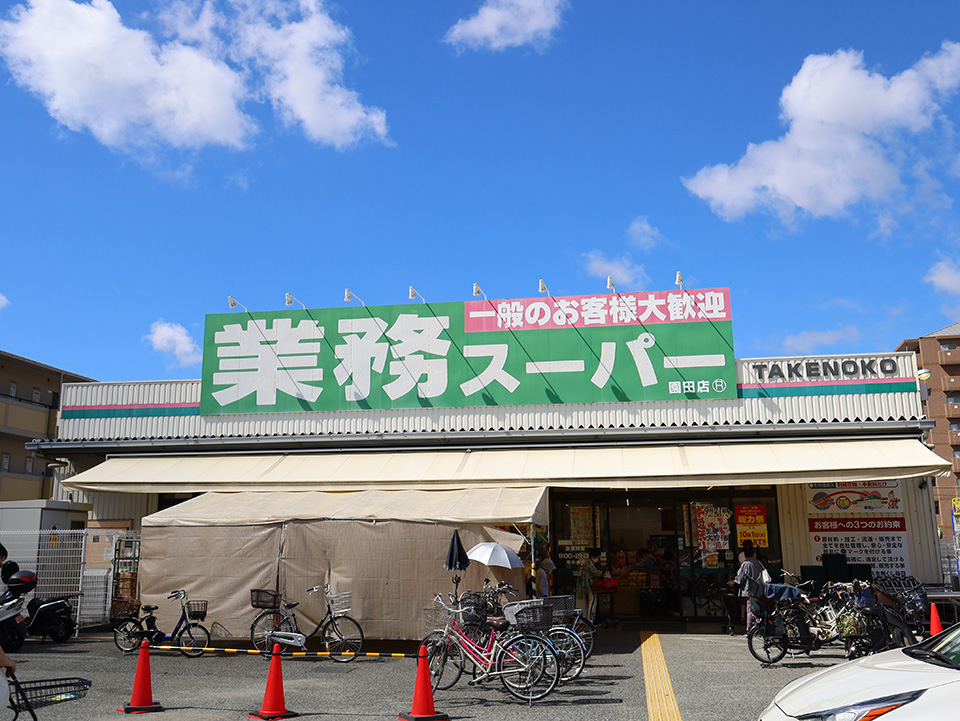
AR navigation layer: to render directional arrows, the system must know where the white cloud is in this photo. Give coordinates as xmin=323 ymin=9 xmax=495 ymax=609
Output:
xmin=684 ymin=42 xmax=960 ymax=224
xmin=0 ymin=292 xmax=9 ymax=310
xmin=0 ymin=0 xmax=387 ymax=153
xmin=627 ymin=216 xmax=662 ymax=251
xmin=145 ymin=320 xmax=202 ymax=367
xmin=0 ymin=0 xmax=253 ymax=150
xmin=445 ymin=0 xmax=568 ymax=52
xmin=782 ymin=326 xmax=861 ymax=354
xmin=233 ymin=1 xmax=387 ymax=148
xmin=925 ymin=257 xmax=960 ymax=295
xmin=582 ymin=250 xmax=649 ymax=288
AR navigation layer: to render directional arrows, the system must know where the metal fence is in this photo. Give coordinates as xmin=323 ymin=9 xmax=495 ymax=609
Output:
xmin=0 ymin=529 xmax=140 ymax=628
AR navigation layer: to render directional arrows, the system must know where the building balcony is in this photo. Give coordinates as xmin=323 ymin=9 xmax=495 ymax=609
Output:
xmin=947 ymin=403 xmax=960 ymax=419
xmin=950 ymin=430 xmax=960 ymax=446
xmin=943 ymin=376 xmax=960 ymax=392
xmin=940 ymin=349 xmax=960 ymax=366
xmin=0 ymin=394 xmax=53 ymax=440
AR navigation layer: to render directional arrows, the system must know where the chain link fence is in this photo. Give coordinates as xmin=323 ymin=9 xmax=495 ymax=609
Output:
xmin=0 ymin=529 xmax=140 ymax=628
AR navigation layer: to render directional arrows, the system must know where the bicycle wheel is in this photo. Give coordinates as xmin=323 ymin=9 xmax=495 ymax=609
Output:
xmin=251 ymin=611 xmax=295 ymax=654
xmin=321 ymin=615 xmax=364 ymax=663
xmin=571 ymin=616 xmax=595 ymax=658
xmin=747 ymin=625 xmax=787 ymax=664
xmin=547 ymin=626 xmax=586 ymax=683
xmin=423 ymin=630 xmax=464 ymax=691
xmin=497 ymin=633 xmax=560 ymax=702
xmin=177 ymin=623 xmax=210 ymax=657
xmin=114 ymin=619 xmax=142 ymax=652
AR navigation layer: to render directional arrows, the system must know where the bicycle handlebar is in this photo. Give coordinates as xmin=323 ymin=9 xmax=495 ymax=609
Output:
xmin=307 ymin=583 xmax=331 ymax=595
xmin=167 ymin=590 xmax=185 ymax=600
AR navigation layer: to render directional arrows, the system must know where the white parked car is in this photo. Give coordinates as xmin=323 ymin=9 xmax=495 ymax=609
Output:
xmin=760 ymin=623 xmax=960 ymax=720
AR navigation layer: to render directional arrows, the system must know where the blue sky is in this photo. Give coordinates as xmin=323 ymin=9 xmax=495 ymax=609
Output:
xmin=2 ymin=1 xmax=960 ymax=381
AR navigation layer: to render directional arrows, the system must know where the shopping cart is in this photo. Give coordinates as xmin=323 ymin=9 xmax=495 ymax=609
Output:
xmin=6 ymin=674 xmax=91 ymax=720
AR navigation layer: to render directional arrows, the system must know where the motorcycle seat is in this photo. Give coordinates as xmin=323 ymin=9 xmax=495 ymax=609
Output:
xmin=142 ymin=605 xmax=159 ymax=613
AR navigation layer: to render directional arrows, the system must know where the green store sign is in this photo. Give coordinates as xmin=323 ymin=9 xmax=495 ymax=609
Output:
xmin=199 ymin=288 xmax=736 ymax=414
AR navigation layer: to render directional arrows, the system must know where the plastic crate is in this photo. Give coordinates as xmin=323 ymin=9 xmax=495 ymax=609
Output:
xmin=327 ymin=591 xmax=352 ymax=616
xmin=186 ymin=600 xmax=208 ymax=621
xmin=250 ymin=589 xmax=281 ymax=609
xmin=110 ymin=596 xmax=141 ymax=621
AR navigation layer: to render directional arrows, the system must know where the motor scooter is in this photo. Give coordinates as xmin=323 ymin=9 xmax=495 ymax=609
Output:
xmin=0 ymin=565 xmax=37 ymax=652
xmin=25 ymin=593 xmax=78 ymax=642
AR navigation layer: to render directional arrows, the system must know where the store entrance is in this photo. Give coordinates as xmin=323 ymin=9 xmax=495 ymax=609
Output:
xmin=550 ymin=489 xmax=781 ymax=627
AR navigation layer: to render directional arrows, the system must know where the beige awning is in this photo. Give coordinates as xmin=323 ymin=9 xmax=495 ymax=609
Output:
xmin=61 ymin=437 xmax=950 ymax=494
xmin=140 ymin=487 xmax=549 ymax=527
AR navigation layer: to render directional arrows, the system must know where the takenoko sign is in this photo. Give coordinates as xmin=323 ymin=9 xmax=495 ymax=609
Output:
xmin=199 ymin=288 xmax=736 ymax=414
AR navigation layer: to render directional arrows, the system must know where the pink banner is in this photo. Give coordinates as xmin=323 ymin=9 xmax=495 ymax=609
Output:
xmin=464 ymin=288 xmax=731 ymax=333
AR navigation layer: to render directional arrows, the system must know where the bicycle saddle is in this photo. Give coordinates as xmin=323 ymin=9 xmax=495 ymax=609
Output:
xmin=486 ymin=616 xmax=510 ymax=632
xmin=284 ymin=602 xmax=299 ymax=609
xmin=142 ymin=605 xmax=158 ymax=613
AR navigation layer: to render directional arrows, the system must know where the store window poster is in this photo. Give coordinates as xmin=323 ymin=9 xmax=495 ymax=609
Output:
xmin=693 ymin=502 xmax=731 ymax=551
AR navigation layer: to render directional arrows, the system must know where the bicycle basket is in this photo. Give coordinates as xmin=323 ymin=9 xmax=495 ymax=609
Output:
xmin=186 ymin=600 xmax=208 ymax=621
xmin=110 ymin=596 xmax=141 ymax=622
xmin=250 ymin=589 xmax=281 ymax=610
xmin=327 ymin=591 xmax=352 ymax=616
xmin=424 ymin=607 xmax=451 ymax=634
xmin=9 ymin=677 xmax=92 ymax=711
xmin=503 ymin=600 xmax=553 ymax=631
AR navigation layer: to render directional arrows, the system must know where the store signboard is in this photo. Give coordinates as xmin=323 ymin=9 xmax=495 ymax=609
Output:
xmin=199 ymin=289 xmax=735 ymax=414
xmin=807 ymin=481 xmax=902 ymax=514
xmin=735 ymin=504 xmax=768 ymax=547
xmin=808 ymin=517 xmax=911 ymax=576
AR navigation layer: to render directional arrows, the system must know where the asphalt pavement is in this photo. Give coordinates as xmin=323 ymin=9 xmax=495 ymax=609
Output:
xmin=2 ymin=628 xmax=853 ymax=721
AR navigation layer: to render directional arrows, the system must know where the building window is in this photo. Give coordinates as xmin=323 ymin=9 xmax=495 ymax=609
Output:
xmin=7 ymin=382 xmax=16 ymax=398
xmin=0 ymin=454 xmax=8 ymax=472
xmin=935 ymin=500 xmax=941 ymax=515
xmin=25 ymin=457 xmax=33 ymax=475
xmin=941 ymin=343 xmax=958 ymax=351
xmin=948 ymin=395 xmax=960 ymax=405
xmin=31 ymin=388 xmax=41 ymax=403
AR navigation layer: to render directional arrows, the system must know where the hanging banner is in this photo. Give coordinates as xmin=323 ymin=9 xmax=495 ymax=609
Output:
xmin=199 ymin=289 xmax=735 ymax=414
xmin=808 ymin=517 xmax=911 ymax=576
xmin=735 ymin=504 xmax=768 ymax=547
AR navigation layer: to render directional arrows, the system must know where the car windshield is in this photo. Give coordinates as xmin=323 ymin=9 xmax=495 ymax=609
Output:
xmin=906 ymin=624 xmax=960 ymax=667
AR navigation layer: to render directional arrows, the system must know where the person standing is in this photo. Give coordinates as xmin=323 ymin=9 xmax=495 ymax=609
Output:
xmin=536 ymin=557 xmax=556 ymax=598
xmin=578 ymin=550 xmax=603 ymax=623
xmin=732 ymin=546 xmax=764 ymax=630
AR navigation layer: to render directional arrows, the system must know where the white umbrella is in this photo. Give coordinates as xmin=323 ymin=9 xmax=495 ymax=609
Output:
xmin=466 ymin=542 xmax=524 ymax=569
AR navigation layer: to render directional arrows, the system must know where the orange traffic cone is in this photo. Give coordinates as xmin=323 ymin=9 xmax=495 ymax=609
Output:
xmin=398 ymin=645 xmax=449 ymax=721
xmin=118 ymin=640 xmax=165 ymax=714
xmin=930 ymin=602 xmax=943 ymax=636
xmin=249 ymin=644 xmax=297 ymax=720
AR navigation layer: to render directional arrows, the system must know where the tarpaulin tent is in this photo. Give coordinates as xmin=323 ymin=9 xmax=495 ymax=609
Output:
xmin=138 ymin=487 xmax=547 ymax=640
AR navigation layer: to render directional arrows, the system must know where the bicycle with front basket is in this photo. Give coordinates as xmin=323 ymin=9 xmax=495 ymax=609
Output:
xmin=113 ymin=590 xmax=210 ymax=657
xmin=249 ymin=583 xmax=364 ymax=662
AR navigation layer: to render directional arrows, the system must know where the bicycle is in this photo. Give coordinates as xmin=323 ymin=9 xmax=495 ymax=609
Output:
xmin=423 ymin=593 xmax=561 ymax=703
xmin=5 ymin=673 xmax=91 ymax=720
xmin=249 ymin=583 xmax=363 ymax=662
xmin=113 ymin=590 xmax=210 ymax=657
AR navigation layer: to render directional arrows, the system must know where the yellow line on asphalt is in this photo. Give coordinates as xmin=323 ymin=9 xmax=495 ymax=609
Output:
xmin=640 ymin=631 xmax=682 ymax=721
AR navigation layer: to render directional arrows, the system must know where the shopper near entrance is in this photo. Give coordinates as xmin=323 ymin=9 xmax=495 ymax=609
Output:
xmin=536 ymin=557 xmax=556 ymax=597
xmin=732 ymin=546 xmax=764 ymax=629
xmin=579 ymin=549 xmax=603 ymax=622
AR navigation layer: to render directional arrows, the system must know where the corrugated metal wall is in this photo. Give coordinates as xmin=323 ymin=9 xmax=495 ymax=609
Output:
xmin=777 ymin=480 xmax=941 ymax=584
xmin=54 ymin=354 xmax=924 ymax=443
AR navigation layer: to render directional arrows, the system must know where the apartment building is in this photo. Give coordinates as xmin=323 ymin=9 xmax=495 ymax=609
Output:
xmin=0 ymin=350 xmax=92 ymax=501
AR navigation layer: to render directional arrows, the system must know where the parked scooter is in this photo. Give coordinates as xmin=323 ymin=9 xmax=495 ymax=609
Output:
xmin=25 ymin=593 xmax=79 ymax=642
xmin=0 ymin=562 xmax=37 ymax=652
